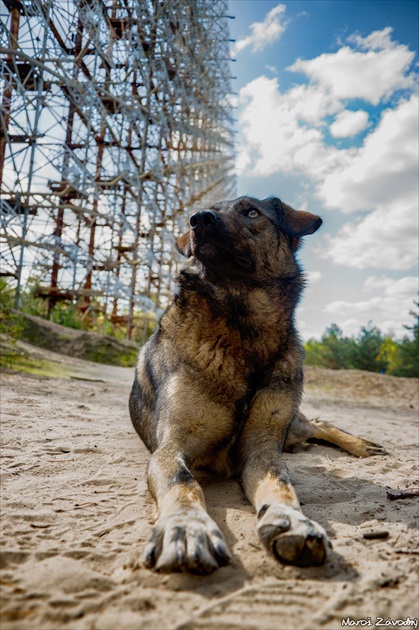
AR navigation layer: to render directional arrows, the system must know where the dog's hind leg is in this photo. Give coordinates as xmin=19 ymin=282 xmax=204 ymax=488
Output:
xmin=285 ymin=412 xmax=388 ymax=458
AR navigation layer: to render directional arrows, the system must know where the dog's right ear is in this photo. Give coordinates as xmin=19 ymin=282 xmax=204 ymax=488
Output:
xmin=175 ymin=231 xmax=192 ymax=257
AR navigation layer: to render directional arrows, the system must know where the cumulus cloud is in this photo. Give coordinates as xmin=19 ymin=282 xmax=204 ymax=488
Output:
xmin=322 ymin=198 xmax=418 ymax=271
xmin=325 ymin=275 xmax=418 ymax=337
xmin=348 ymin=26 xmax=396 ymax=51
xmin=318 ymin=95 xmax=418 ymax=271
xmin=318 ymin=95 xmax=418 ymax=213
xmin=236 ymin=28 xmax=418 ymax=271
xmin=329 ymin=109 xmax=370 ymax=138
xmin=363 ymin=275 xmax=418 ymax=296
xmin=233 ymin=4 xmax=287 ymax=54
xmin=238 ymin=76 xmax=338 ymax=177
xmin=288 ymin=33 xmax=415 ymax=105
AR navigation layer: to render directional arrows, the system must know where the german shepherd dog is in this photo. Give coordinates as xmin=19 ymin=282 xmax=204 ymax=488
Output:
xmin=129 ymin=196 xmax=387 ymax=574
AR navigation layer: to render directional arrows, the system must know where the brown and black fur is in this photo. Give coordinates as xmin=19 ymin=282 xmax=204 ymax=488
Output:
xmin=129 ymin=196 xmax=387 ymax=574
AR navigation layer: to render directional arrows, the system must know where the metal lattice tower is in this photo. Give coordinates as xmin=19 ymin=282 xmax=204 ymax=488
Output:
xmin=0 ymin=0 xmax=236 ymax=336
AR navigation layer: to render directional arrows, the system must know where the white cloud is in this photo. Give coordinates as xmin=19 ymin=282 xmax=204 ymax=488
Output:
xmin=238 ymin=78 xmax=418 ymax=190
xmin=318 ymin=95 xmax=419 ymax=271
xmin=363 ymin=275 xmax=418 ymax=296
xmin=288 ymin=37 xmax=415 ymax=105
xmin=322 ymin=199 xmax=418 ymax=271
xmin=236 ymin=28 xmax=418 ymax=271
xmin=325 ymin=275 xmax=418 ymax=337
xmin=348 ymin=26 xmax=396 ymax=51
xmin=318 ymin=95 xmax=419 ymax=213
xmin=233 ymin=4 xmax=287 ymax=55
xmin=281 ymin=83 xmax=343 ymax=125
xmin=329 ymin=109 xmax=370 ymax=138
xmin=238 ymin=76 xmax=338 ymax=177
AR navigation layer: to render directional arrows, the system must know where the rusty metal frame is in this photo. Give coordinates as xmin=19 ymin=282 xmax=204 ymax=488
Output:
xmin=0 ymin=0 xmax=236 ymax=337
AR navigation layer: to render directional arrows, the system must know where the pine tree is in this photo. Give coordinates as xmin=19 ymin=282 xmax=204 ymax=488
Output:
xmin=351 ymin=322 xmax=387 ymax=373
xmin=392 ymin=304 xmax=419 ymax=377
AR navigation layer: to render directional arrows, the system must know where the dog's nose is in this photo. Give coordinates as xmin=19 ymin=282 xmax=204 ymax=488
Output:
xmin=190 ymin=211 xmax=219 ymax=230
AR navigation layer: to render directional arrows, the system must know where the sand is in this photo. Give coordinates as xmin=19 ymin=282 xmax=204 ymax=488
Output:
xmin=1 ymin=345 xmax=418 ymax=630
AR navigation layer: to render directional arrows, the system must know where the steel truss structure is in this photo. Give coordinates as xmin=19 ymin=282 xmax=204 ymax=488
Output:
xmin=0 ymin=0 xmax=235 ymax=336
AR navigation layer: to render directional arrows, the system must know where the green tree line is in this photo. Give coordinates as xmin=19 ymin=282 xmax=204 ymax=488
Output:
xmin=305 ymin=308 xmax=418 ymax=378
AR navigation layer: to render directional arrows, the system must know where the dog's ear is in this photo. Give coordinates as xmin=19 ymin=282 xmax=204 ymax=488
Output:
xmin=281 ymin=202 xmax=322 ymax=237
xmin=176 ymin=231 xmax=192 ymax=257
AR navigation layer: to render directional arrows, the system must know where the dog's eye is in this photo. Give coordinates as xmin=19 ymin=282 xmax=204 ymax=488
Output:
xmin=245 ymin=208 xmax=260 ymax=219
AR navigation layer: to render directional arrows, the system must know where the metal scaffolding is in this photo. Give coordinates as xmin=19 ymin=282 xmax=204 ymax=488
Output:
xmin=0 ymin=0 xmax=236 ymax=336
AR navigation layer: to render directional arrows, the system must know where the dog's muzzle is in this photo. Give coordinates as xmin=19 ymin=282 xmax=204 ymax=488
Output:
xmin=190 ymin=211 xmax=220 ymax=231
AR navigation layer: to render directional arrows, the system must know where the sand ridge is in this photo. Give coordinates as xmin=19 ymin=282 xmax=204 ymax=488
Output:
xmin=0 ymin=355 xmax=418 ymax=629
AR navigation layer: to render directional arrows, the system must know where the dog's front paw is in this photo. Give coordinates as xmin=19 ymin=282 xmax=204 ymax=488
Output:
xmin=257 ymin=504 xmax=331 ymax=567
xmin=143 ymin=508 xmax=231 ymax=575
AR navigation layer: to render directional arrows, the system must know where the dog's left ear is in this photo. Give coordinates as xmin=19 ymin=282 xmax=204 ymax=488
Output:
xmin=281 ymin=202 xmax=322 ymax=237
xmin=176 ymin=231 xmax=192 ymax=257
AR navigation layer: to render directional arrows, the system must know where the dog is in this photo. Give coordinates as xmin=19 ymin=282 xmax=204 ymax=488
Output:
xmin=129 ymin=195 xmax=387 ymax=574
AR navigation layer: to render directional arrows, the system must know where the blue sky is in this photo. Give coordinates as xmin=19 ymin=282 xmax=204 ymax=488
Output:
xmin=228 ymin=1 xmax=418 ymax=340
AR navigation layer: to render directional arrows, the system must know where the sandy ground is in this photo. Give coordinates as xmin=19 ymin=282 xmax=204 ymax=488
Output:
xmin=1 ymin=345 xmax=418 ymax=630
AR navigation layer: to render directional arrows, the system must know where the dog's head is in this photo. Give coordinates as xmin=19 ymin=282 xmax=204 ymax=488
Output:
xmin=176 ymin=196 xmax=322 ymax=282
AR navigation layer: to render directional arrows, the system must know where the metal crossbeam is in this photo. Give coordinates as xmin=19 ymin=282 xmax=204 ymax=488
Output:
xmin=0 ymin=0 xmax=236 ymax=336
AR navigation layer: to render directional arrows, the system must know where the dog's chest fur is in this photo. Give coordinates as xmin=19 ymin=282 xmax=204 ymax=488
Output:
xmin=161 ymin=269 xmax=302 ymax=402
